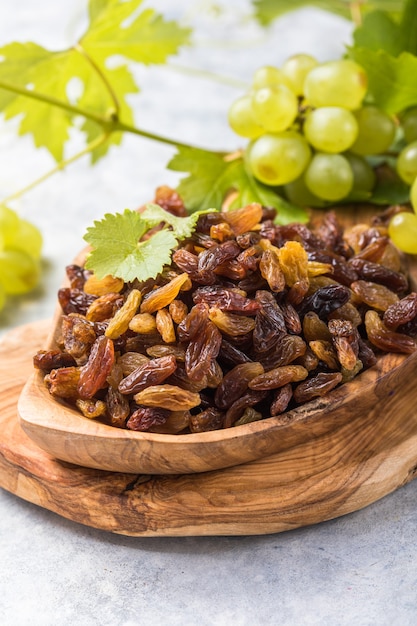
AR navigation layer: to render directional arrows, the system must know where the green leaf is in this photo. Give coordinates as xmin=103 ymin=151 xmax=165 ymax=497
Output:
xmin=81 ymin=0 xmax=192 ymax=65
xmin=252 ymin=0 xmax=350 ymax=25
xmin=0 ymin=0 xmax=190 ymax=162
xmin=398 ymin=0 xmax=417 ymax=55
xmin=168 ymin=146 xmax=309 ymax=224
xmin=252 ymin=0 xmax=405 ymax=26
xmin=350 ymin=47 xmax=417 ymax=113
xmin=83 ymin=209 xmax=177 ymax=281
xmin=352 ymin=11 xmax=404 ymax=55
xmin=140 ymin=203 xmax=215 ymax=239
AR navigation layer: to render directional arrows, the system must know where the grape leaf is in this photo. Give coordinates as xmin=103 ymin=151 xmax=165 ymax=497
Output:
xmin=252 ymin=0 xmax=405 ymax=26
xmin=83 ymin=209 xmax=178 ymax=281
xmin=350 ymin=47 xmax=417 ymax=113
xmin=398 ymin=0 xmax=417 ymax=56
xmin=81 ymin=0 xmax=192 ymax=65
xmin=352 ymin=11 xmax=404 ymax=56
xmin=0 ymin=0 xmax=191 ymax=162
xmin=140 ymin=204 xmax=215 ymax=239
xmin=168 ymin=146 xmax=308 ymax=224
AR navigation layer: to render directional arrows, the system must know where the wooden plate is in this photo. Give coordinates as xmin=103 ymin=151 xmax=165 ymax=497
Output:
xmin=16 ymin=214 xmax=417 ymax=476
xmin=2 ymin=321 xmax=417 ymax=536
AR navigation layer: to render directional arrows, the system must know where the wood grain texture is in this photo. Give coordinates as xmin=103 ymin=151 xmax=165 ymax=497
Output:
xmin=1 ymin=320 xmax=417 ymax=536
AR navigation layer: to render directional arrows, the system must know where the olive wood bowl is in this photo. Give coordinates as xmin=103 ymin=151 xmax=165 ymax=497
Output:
xmin=17 ymin=211 xmax=417 ymax=475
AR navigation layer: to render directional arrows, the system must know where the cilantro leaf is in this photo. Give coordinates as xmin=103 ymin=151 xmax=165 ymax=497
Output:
xmin=168 ymin=146 xmax=308 ymax=224
xmin=83 ymin=209 xmax=177 ymax=281
xmin=140 ymin=203 xmax=214 ymax=239
xmin=350 ymin=47 xmax=417 ymax=113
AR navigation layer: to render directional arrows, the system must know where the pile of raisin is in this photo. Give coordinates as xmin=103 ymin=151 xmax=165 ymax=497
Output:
xmin=34 ymin=187 xmax=417 ymax=434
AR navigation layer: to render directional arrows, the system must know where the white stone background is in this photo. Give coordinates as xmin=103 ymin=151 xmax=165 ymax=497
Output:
xmin=1 ymin=2 xmax=417 ymax=625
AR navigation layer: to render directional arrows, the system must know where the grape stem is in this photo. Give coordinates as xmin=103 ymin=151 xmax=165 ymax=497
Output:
xmin=1 ymin=133 xmax=111 ymax=204
xmin=349 ymin=1 xmax=363 ymax=26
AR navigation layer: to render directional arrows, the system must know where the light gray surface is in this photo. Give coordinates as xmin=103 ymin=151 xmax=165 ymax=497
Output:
xmin=1 ymin=2 xmax=416 ymax=625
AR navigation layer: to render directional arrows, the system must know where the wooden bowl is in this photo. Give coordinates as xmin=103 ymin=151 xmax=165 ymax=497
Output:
xmin=17 ymin=214 xmax=417 ymax=476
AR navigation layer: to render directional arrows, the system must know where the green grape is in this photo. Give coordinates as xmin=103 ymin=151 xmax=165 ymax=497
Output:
xmin=284 ymin=176 xmax=325 ymax=208
xmin=0 ymin=205 xmax=20 ymax=247
xmin=281 ymin=53 xmax=318 ymax=96
xmin=397 ymin=141 xmax=417 ymax=184
xmin=388 ymin=212 xmax=417 ymax=254
xmin=0 ymin=249 xmax=40 ymax=295
xmin=303 ymin=59 xmax=367 ymax=110
xmin=411 ymin=175 xmax=417 ymax=214
xmin=303 ymin=107 xmax=358 ymax=153
xmin=350 ymin=106 xmax=396 ymax=155
xmin=252 ymin=65 xmax=293 ymax=90
xmin=11 ymin=219 xmax=43 ymax=259
xmin=304 ymin=153 xmax=354 ymax=201
xmin=228 ymin=95 xmax=264 ymax=139
xmin=251 ymin=84 xmax=298 ymax=132
xmin=344 ymin=152 xmax=376 ymax=193
xmin=401 ymin=107 xmax=417 ymax=144
xmin=248 ymin=131 xmax=312 ymax=186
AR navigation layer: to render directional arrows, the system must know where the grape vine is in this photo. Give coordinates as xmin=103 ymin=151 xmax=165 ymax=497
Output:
xmin=2 ymin=0 xmax=417 ymax=315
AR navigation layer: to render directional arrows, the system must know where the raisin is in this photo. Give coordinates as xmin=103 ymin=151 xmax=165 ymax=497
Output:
xmin=383 ymin=293 xmax=417 ymax=330
xmin=309 ymin=340 xmax=339 ymax=369
xmin=45 ymin=366 xmax=81 ymax=400
xmin=214 ymin=362 xmax=264 ymax=410
xmin=185 ymin=319 xmax=222 ymax=381
xmin=222 ymin=202 xmax=263 ymax=234
xmin=105 ymin=289 xmax=142 ymax=339
xmin=193 ymin=285 xmax=260 ymax=315
xmin=78 ymin=335 xmax=115 ymax=399
xmin=155 ymin=308 xmax=176 ymax=343
xmin=350 ymin=280 xmax=399 ymax=311
xmin=33 ymin=349 xmax=76 ymax=372
xmin=224 ymin=390 xmax=268 ymax=427
xmin=133 ymin=385 xmax=201 ymax=410
xmin=270 ymin=384 xmax=293 ymax=416
xmin=106 ymin=386 xmax=130 ymax=427
xmin=86 ymin=293 xmax=123 ymax=322
xmin=208 ymin=308 xmax=256 ymax=336
xmin=65 ymin=264 xmax=90 ymax=290
xmin=248 ymin=365 xmax=308 ymax=390
xmin=118 ymin=355 xmax=177 ymax=395
xmin=61 ymin=314 xmax=97 ymax=362
xmin=190 ymin=407 xmax=225 ymax=433
xmin=198 ymin=240 xmax=241 ymax=272
xmin=58 ymin=287 xmax=96 ymax=315
xmin=259 ymin=334 xmax=307 ymax=369
xmin=83 ymin=274 xmax=124 ymax=296
xmin=253 ymin=291 xmax=286 ymax=354
xmin=348 ymin=258 xmax=408 ymax=293
xmin=293 ymin=372 xmax=343 ymax=403
xmin=259 ymin=248 xmax=285 ymax=293
xmin=140 ymin=275 xmax=189 ymax=314
xmin=365 ymin=310 xmax=416 ymax=354
xmin=76 ymin=398 xmax=107 ymax=419
xmin=153 ymin=185 xmax=186 ymax=217
xmin=177 ymin=303 xmax=209 ymax=341
xmin=127 ymin=406 xmax=169 ymax=431
xmin=219 ymin=340 xmax=253 ymax=367
xmin=297 ymin=285 xmax=350 ymax=320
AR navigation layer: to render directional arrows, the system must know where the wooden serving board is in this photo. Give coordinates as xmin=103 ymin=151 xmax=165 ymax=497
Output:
xmin=1 ymin=320 xmax=417 ymax=537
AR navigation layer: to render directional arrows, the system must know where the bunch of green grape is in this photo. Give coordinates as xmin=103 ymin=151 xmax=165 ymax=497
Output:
xmin=388 ymin=107 xmax=417 ymax=254
xmin=0 ymin=205 xmax=43 ymax=311
xmin=228 ymin=55 xmax=417 ymax=254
